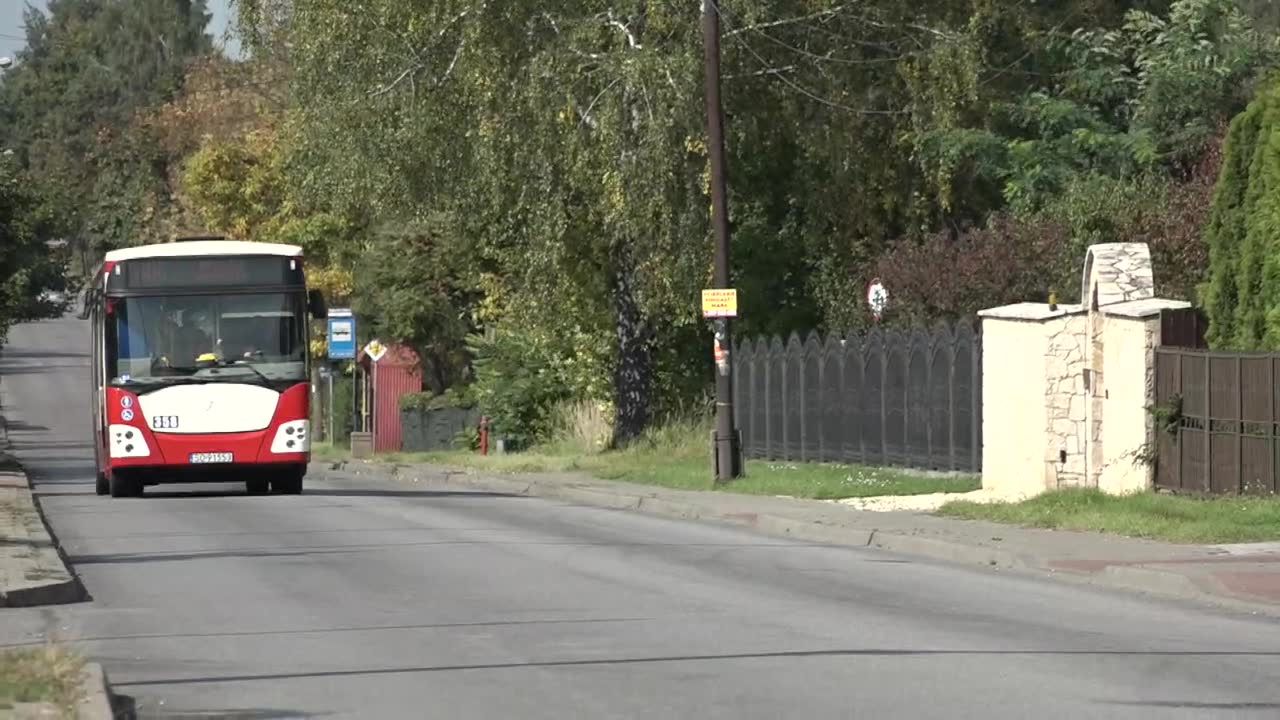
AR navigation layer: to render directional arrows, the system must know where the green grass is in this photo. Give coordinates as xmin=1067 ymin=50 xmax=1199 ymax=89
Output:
xmin=0 ymin=646 xmax=84 ymax=716
xmin=938 ymin=488 xmax=1280 ymax=544
xmin=310 ymin=441 xmax=347 ymax=462
xmin=322 ymin=420 xmax=979 ymax=501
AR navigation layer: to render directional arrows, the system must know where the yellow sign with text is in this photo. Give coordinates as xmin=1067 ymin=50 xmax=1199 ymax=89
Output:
xmin=701 ymin=289 xmax=738 ymax=318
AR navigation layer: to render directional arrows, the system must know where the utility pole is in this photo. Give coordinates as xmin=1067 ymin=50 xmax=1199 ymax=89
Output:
xmin=702 ymin=0 xmax=741 ymax=482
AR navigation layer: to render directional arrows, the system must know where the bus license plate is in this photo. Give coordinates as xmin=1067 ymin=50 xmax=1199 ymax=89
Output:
xmin=190 ymin=452 xmax=233 ymax=464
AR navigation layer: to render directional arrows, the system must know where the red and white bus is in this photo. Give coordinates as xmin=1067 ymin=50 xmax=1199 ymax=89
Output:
xmin=82 ymin=239 xmax=327 ymax=497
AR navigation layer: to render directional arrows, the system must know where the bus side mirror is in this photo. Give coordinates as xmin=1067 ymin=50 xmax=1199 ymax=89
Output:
xmin=77 ymin=291 xmax=92 ymax=320
xmin=308 ymin=289 xmax=328 ymax=320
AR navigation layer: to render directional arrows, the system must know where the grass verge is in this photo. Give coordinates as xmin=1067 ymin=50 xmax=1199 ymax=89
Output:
xmin=310 ymin=442 xmax=347 ymax=463
xmin=320 ymin=420 xmax=979 ymax=501
xmin=0 ymin=645 xmax=85 ymax=717
xmin=938 ymin=489 xmax=1280 ymax=544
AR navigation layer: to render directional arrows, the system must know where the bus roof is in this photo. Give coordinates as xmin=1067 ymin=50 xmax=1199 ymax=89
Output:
xmin=103 ymin=241 xmax=304 ymax=264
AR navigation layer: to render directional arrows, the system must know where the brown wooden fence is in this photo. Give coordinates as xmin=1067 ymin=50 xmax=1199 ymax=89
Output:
xmin=1154 ymin=347 xmax=1280 ymax=494
xmin=733 ymin=322 xmax=981 ymax=473
xmin=1160 ymin=307 xmax=1209 ymax=349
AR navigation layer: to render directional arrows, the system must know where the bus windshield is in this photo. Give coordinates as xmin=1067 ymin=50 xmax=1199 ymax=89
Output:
xmin=106 ymin=292 xmax=307 ymax=386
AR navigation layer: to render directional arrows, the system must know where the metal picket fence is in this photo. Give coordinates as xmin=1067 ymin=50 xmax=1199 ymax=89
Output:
xmin=733 ymin=322 xmax=981 ymax=472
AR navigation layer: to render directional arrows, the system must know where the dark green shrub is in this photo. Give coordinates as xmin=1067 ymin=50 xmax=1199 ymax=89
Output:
xmin=399 ymin=386 xmax=476 ymax=412
xmin=1203 ymin=81 xmax=1280 ymax=349
xmin=467 ymin=330 xmax=573 ymax=448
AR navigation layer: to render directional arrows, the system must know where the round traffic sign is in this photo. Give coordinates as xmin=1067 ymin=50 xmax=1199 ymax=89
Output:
xmin=867 ymin=278 xmax=889 ymax=320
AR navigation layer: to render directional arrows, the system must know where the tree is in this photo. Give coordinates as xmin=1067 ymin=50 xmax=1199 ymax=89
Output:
xmin=0 ymin=158 xmax=67 ymax=343
xmin=354 ymin=221 xmax=478 ymax=395
xmin=229 ymin=0 xmax=1268 ymax=446
xmin=180 ymin=121 xmax=361 ymax=359
xmin=0 ymin=0 xmax=213 ymax=267
xmin=258 ymin=0 xmax=717 ymax=444
xmin=902 ymin=0 xmax=1273 ymax=221
xmin=864 ymin=0 xmax=1267 ymax=327
xmin=1202 ymin=80 xmax=1280 ymax=349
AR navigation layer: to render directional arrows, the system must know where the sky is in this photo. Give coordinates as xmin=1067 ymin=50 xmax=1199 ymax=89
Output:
xmin=0 ymin=0 xmax=240 ymax=63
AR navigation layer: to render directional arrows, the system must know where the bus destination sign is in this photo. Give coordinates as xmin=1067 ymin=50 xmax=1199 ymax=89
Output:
xmin=123 ymin=257 xmax=300 ymax=290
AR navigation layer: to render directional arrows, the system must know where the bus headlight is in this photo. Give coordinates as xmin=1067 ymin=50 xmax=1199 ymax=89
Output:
xmin=109 ymin=424 xmax=150 ymax=458
xmin=270 ymin=420 xmax=310 ymax=454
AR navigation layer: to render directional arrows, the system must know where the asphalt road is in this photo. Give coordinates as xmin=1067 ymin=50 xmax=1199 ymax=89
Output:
xmin=4 ymin=316 xmax=1280 ymax=719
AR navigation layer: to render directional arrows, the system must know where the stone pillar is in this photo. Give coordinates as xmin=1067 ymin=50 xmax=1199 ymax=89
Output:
xmin=1096 ymin=300 xmax=1189 ymax=494
xmin=1080 ymin=243 xmax=1156 ymax=489
xmin=978 ymin=303 xmax=1088 ymax=498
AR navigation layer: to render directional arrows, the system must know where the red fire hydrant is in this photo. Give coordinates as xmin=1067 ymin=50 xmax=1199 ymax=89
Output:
xmin=478 ymin=416 xmax=490 ymax=456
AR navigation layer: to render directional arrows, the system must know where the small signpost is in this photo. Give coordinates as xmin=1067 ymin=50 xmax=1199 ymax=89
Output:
xmin=326 ymin=308 xmax=356 ymax=360
xmin=701 ymin=288 xmax=738 ymax=319
xmin=702 ymin=289 xmax=738 ymax=377
xmin=867 ymin=278 xmax=889 ymax=323
xmin=322 ymin=309 xmax=356 ymax=444
xmin=358 ymin=338 xmax=388 ymax=453
xmin=363 ymin=338 xmax=388 ymax=363
xmin=701 ymin=287 xmax=742 ymax=480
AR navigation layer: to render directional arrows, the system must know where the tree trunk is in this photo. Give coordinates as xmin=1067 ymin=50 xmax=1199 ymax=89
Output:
xmin=610 ymin=1 xmax=653 ymax=447
xmin=610 ymin=242 xmax=653 ymax=446
xmin=422 ymin=356 xmax=448 ymax=396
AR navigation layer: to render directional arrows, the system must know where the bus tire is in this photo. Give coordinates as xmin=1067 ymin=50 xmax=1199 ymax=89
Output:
xmin=246 ymin=478 xmax=269 ymax=495
xmin=272 ymin=470 xmax=303 ymax=495
xmin=95 ymin=471 xmax=109 ymax=496
xmin=109 ymin=472 xmax=141 ymax=498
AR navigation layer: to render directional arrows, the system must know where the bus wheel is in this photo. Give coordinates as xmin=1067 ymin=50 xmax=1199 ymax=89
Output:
xmin=109 ymin=472 xmax=142 ymax=498
xmin=246 ymin=478 xmax=269 ymax=495
xmin=272 ymin=470 xmax=303 ymax=495
xmin=95 ymin=471 xmax=109 ymax=496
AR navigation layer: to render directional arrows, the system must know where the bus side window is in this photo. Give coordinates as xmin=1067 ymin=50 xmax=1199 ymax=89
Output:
xmin=104 ymin=306 xmax=118 ymax=380
xmin=92 ymin=303 xmax=101 ymax=387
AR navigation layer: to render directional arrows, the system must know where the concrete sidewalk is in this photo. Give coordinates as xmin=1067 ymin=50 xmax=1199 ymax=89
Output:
xmin=0 ymin=417 xmax=83 ymax=608
xmin=313 ymin=458 xmax=1280 ymax=617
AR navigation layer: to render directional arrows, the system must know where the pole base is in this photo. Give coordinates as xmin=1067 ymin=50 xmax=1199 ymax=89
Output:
xmin=711 ymin=429 xmax=744 ymax=482
xmin=350 ymin=432 xmax=374 ymax=459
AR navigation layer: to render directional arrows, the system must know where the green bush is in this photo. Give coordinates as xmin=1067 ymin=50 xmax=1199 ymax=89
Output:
xmin=399 ymin=386 xmax=476 ymax=412
xmin=454 ymin=426 xmax=481 ymax=452
xmin=468 ymin=329 xmax=573 ymax=447
xmin=323 ymin=371 xmax=355 ymax=443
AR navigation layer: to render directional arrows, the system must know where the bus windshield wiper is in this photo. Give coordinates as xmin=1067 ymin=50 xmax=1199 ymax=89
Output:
xmin=211 ymin=361 xmax=271 ymax=384
xmin=158 ymin=362 xmax=271 ymax=385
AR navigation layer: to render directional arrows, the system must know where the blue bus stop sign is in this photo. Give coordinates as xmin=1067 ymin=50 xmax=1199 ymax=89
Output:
xmin=327 ymin=309 xmax=356 ymax=360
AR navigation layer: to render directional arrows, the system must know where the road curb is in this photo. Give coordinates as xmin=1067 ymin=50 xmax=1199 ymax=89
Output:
xmin=322 ymin=462 xmax=1022 ymax=565
xmin=869 ymin=531 xmax=1025 ymax=571
xmin=316 ymin=461 xmax=1280 ymax=615
xmin=77 ymin=663 xmax=114 ymax=720
xmin=1100 ymin=564 xmax=1206 ymax=597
